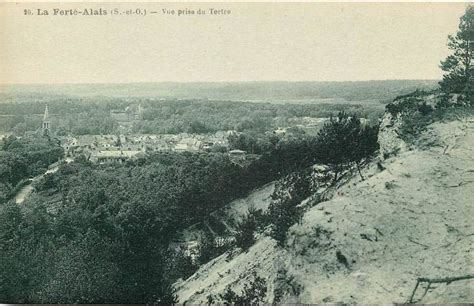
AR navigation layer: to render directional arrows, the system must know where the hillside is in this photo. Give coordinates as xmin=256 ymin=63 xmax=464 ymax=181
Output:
xmin=175 ymin=109 xmax=474 ymax=304
xmin=178 ymin=183 xmax=274 ymax=242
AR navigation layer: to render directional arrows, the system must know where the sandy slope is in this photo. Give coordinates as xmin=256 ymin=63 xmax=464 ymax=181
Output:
xmin=178 ymin=183 xmax=274 ymax=242
xmin=176 ymin=115 xmax=474 ymax=304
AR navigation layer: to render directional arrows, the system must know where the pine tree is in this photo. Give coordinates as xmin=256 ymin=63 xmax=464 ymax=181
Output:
xmin=235 ymin=211 xmax=257 ymax=251
xmin=315 ymin=112 xmax=379 ymax=181
xmin=439 ymin=6 xmax=473 ymax=104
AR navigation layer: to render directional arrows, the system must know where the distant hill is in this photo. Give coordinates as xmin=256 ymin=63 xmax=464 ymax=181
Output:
xmin=0 ymin=80 xmax=438 ymax=103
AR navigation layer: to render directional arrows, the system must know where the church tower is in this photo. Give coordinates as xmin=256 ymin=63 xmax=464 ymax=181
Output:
xmin=42 ymin=105 xmax=51 ymax=134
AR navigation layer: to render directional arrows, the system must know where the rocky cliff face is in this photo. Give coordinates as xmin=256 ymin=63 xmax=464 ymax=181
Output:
xmin=377 ymin=112 xmax=408 ymax=159
xmin=175 ymin=105 xmax=474 ymax=304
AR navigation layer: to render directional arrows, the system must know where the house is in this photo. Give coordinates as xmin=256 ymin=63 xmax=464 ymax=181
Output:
xmin=202 ymin=141 xmax=214 ymax=151
xmin=274 ymin=127 xmax=287 ymax=135
xmin=229 ymin=149 xmax=246 ymax=155
xmin=93 ymin=150 xmax=143 ymax=163
xmin=174 ymin=137 xmax=202 ymax=152
xmin=175 ymin=143 xmax=189 ymax=152
xmin=0 ymin=133 xmax=12 ymax=141
xmin=229 ymin=149 xmax=246 ymax=160
xmin=59 ymin=136 xmax=78 ymax=153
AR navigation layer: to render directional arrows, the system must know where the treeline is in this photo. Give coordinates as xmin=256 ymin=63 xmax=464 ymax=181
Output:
xmin=133 ymin=100 xmax=381 ymax=134
xmin=0 ymin=112 xmax=380 ymax=303
xmin=0 ymin=96 xmax=384 ymax=135
xmin=0 ymin=135 xmax=63 ymax=203
xmin=1 ymin=80 xmax=438 ymax=101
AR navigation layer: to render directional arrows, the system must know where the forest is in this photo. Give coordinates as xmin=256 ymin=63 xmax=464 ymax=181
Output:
xmin=0 ymin=80 xmax=437 ymax=135
xmin=0 ymin=96 xmax=383 ymax=135
xmin=0 ymin=111 xmax=379 ymax=303
xmin=0 ymin=136 xmax=63 ymax=203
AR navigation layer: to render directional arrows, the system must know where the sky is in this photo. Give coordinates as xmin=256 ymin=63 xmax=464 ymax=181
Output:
xmin=0 ymin=2 xmax=469 ymax=84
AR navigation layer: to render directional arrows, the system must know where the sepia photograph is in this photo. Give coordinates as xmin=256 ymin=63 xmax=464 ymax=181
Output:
xmin=0 ymin=1 xmax=473 ymax=304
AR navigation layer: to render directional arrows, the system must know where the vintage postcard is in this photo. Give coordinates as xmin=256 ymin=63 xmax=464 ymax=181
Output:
xmin=0 ymin=2 xmax=472 ymax=304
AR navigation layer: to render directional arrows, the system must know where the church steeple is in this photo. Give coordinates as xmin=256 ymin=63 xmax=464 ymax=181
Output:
xmin=42 ymin=105 xmax=50 ymax=134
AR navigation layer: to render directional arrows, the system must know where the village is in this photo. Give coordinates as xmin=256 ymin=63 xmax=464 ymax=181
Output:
xmin=60 ymin=130 xmax=240 ymax=163
xmin=54 ymin=104 xmax=242 ymax=162
xmin=0 ymin=103 xmax=347 ymax=167
xmin=32 ymin=104 xmax=329 ymax=164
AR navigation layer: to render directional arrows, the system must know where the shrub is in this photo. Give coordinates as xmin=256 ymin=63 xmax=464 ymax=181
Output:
xmin=417 ymin=102 xmax=434 ymax=115
xmin=268 ymin=172 xmax=311 ymax=247
xmin=266 ymin=167 xmax=333 ymax=248
xmin=387 ymin=91 xmax=436 ymax=116
xmin=156 ymin=283 xmax=178 ymax=304
xmin=165 ymin=247 xmax=199 ymax=281
xmin=269 ymin=196 xmax=302 ymax=247
xmin=235 ymin=210 xmax=257 ymax=251
xmin=216 ymin=272 xmax=267 ymax=305
xmin=198 ymin=232 xmax=221 ymax=265
xmin=399 ymin=110 xmax=434 ymax=144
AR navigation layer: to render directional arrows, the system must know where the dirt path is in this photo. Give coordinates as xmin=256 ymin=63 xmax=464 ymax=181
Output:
xmin=14 ymin=164 xmax=60 ymax=204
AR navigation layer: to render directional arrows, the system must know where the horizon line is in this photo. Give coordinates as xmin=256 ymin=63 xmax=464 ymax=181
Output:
xmin=0 ymin=79 xmax=441 ymax=86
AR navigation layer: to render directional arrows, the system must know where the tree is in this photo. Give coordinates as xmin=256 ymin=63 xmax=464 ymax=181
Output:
xmin=198 ymin=231 xmax=220 ymax=265
xmin=165 ymin=247 xmax=198 ymax=281
xmin=268 ymin=171 xmax=310 ymax=247
xmin=439 ymin=5 xmax=473 ymax=104
xmin=314 ymin=112 xmax=358 ymax=181
xmin=350 ymin=124 xmax=380 ymax=180
xmin=235 ymin=210 xmax=257 ymax=251
xmin=155 ymin=282 xmax=179 ymax=304
xmin=269 ymin=193 xmax=302 ymax=247
xmin=188 ymin=120 xmax=210 ymax=134
xmin=315 ymin=112 xmax=378 ymax=181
